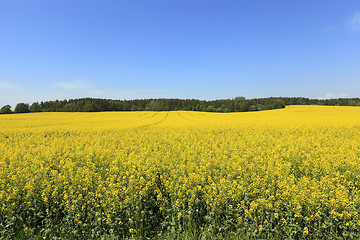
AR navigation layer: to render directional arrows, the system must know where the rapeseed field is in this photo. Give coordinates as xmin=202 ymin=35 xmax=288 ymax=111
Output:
xmin=1 ymin=106 xmax=360 ymax=239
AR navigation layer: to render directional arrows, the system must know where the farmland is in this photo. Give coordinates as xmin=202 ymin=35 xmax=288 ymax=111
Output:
xmin=1 ymin=106 xmax=360 ymax=239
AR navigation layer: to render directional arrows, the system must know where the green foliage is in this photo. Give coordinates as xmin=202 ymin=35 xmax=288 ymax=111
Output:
xmin=83 ymin=101 xmax=100 ymax=112
xmin=0 ymin=105 xmax=12 ymax=114
xmin=249 ymin=105 xmax=257 ymax=111
xmin=11 ymin=96 xmax=360 ymax=114
xmin=234 ymin=96 xmax=246 ymax=102
xmin=14 ymin=103 xmax=30 ymax=113
xmin=19 ymin=97 xmax=287 ymax=113
xmin=29 ymin=102 xmax=41 ymax=112
xmin=272 ymin=99 xmax=286 ymax=109
xmin=130 ymin=105 xmax=138 ymax=111
xmin=146 ymin=99 xmax=169 ymax=111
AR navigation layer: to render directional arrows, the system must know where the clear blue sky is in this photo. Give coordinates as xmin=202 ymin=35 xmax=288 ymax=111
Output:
xmin=1 ymin=0 xmax=360 ymax=107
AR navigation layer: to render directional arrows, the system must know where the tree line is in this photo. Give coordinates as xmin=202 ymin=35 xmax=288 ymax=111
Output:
xmin=1 ymin=97 xmax=360 ymax=114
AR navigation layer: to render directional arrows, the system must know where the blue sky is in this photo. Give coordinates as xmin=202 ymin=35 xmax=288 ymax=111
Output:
xmin=1 ymin=0 xmax=360 ymax=107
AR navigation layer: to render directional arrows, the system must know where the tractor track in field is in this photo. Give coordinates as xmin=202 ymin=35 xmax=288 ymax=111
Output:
xmin=135 ymin=112 xmax=169 ymax=129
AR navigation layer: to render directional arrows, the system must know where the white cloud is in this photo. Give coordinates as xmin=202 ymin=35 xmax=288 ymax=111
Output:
xmin=325 ymin=93 xmax=335 ymax=99
xmin=317 ymin=93 xmax=349 ymax=99
xmin=348 ymin=11 xmax=360 ymax=31
xmin=54 ymin=81 xmax=87 ymax=90
xmin=338 ymin=93 xmax=348 ymax=98
xmin=115 ymin=89 xmax=167 ymax=99
xmin=0 ymin=92 xmax=69 ymax=108
xmin=87 ymin=90 xmax=107 ymax=96
xmin=0 ymin=81 xmax=19 ymax=90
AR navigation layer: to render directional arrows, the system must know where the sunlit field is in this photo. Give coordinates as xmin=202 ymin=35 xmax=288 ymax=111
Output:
xmin=1 ymin=106 xmax=360 ymax=239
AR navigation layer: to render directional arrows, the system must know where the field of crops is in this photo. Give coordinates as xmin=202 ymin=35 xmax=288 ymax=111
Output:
xmin=1 ymin=106 xmax=360 ymax=239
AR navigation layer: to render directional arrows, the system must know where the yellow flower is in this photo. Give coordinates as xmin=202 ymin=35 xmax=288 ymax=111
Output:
xmin=304 ymin=226 xmax=309 ymax=235
xmin=1 ymin=106 xmax=360 ymax=238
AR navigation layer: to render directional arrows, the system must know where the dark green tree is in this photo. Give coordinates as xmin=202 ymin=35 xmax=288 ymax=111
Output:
xmin=249 ymin=105 xmax=257 ymax=111
xmin=146 ymin=100 xmax=166 ymax=111
xmin=30 ymin=102 xmax=41 ymax=112
xmin=63 ymin=103 xmax=77 ymax=112
xmin=0 ymin=105 xmax=12 ymax=114
xmin=234 ymin=96 xmax=246 ymax=102
xmin=205 ymin=105 xmax=215 ymax=112
xmin=256 ymin=104 xmax=264 ymax=111
xmin=272 ymin=99 xmax=286 ymax=109
xmin=83 ymin=101 xmax=100 ymax=112
xmin=14 ymin=103 xmax=30 ymax=113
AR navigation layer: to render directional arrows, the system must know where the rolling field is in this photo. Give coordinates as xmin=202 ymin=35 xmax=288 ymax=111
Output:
xmin=1 ymin=106 xmax=360 ymax=239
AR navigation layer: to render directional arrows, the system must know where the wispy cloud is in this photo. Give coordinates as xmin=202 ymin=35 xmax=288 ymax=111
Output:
xmin=0 ymin=81 xmax=19 ymax=90
xmin=53 ymin=82 xmax=167 ymax=100
xmin=67 ymin=88 xmax=168 ymax=101
xmin=348 ymin=11 xmax=360 ymax=32
xmin=115 ymin=89 xmax=167 ymax=99
xmin=54 ymin=81 xmax=87 ymax=90
xmin=338 ymin=93 xmax=348 ymax=98
xmin=325 ymin=93 xmax=335 ymax=99
xmin=317 ymin=93 xmax=349 ymax=99
xmin=87 ymin=90 xmax=107 ymax=96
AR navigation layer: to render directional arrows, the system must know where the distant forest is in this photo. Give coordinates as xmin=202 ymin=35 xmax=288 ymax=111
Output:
xmin=1 ymin=97 xmax=360 ymax=114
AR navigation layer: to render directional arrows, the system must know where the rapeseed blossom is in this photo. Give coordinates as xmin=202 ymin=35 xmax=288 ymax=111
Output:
xmin=1 ymin=106 xmax=360 ymax=238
